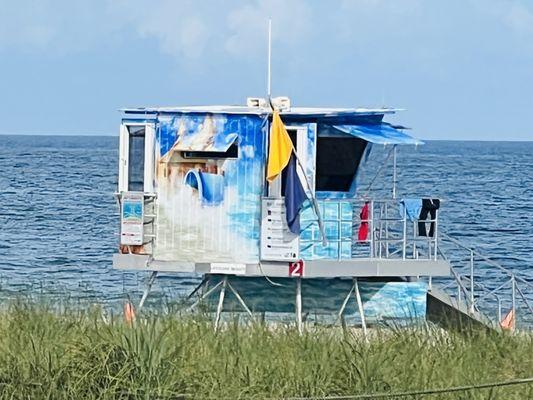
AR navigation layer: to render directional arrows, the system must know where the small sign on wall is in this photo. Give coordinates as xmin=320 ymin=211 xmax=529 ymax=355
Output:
xmin=260 ymin=198 xmax=300 ymax=261
xmin=211 ymin=263 xmax=247 ymax=275
xmin=120 ymin=192 xmax=144 ymax=246
xmin=289 ymin=260 xmax=304 ymax=277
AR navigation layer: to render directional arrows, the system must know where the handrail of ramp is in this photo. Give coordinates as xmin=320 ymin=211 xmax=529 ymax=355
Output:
xmin=438 ymin=231 xmax=533 ymax=329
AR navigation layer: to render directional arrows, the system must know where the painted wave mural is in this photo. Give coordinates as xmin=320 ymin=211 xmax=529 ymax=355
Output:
xmin=154 ymin=113 xmax=265 ymax=263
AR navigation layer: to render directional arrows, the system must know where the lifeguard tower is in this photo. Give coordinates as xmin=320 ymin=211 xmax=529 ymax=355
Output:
xmin=112 ymin=96 xmax=462 ymax=332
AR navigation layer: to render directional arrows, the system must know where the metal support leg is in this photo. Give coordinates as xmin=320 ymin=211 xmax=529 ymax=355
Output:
xmin=511 ymin=276 xmax=516 ymax=329
xmin=214 ymin=276 xmax=228 ymax=332
xmin=227 ymin=281 xmax=253 ymax=318
xmin=138 ymin=271 xmax=158 ymax=312
xmin=497 ymin=297 xmax=502 ymax=323
xmin=516 ymin=284 xmax=533 ymax=314
xmin=354 ymin=278 xmax=367 ymax=337
xmin=185 ymin=280 xmax=223 ymax=313
xmin=187 ymin=276 xmax=209 ymax=299
xmin=296 ymin=277 xmax=303 ymax=335
xmin=469 ymin=250 xmax=475 ymax=313
xmin=336 ymin=282 xmax=355 ymax=324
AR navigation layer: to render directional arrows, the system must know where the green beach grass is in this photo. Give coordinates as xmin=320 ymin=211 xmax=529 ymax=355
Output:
xmin=0 ymin=301 xmax=532 ymax=399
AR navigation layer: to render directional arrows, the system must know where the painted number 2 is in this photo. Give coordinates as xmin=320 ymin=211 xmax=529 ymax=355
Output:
xmin=289 ymin=260 xmax=304 ymax=277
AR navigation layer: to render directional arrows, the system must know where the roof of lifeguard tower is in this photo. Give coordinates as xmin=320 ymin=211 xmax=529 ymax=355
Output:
xmin=120 ymin=105 xmax=400 ymax=117
xmin=120 ymin=104 xmax=423 ymax=145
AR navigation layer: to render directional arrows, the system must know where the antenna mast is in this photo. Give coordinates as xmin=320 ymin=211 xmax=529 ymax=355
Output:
xmin=267 ymin=19 xmax=272 ymax=102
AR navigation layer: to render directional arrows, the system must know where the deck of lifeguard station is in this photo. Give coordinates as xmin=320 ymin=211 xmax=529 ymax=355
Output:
xmin=114 ymin=196 xmax=450 ymax=278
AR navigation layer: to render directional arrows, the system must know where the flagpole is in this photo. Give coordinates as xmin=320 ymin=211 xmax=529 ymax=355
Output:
xmin=265 ymin=19 xmax=327 ymax=246
xmin=267 ymin=19 xmax=272 ymax=101
xmin=291 ymin=148 xmax=328 ymax=246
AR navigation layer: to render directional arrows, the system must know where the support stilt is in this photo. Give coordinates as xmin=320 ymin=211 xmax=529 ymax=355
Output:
xmin=185 ymin=280 xmax=223 ymax=313
xmin=354 ymin=278 xmax=367 ymax=337
xmin=138 ymin=271 xmax=158 ymax=312
xmin=187 ymin=276 xmax=209 ymax=300
xmin=336 ymin=282 xmax=355 ymax=324
xmin=214 ymin=276 xmax=228 ymax=332
xmin=227 ymin=281 xmax=253 ymax=318
xmin=296 ymin=277 xmax=303 ymax=335
xmin=184 ymin=275 xmax=254 ymax=327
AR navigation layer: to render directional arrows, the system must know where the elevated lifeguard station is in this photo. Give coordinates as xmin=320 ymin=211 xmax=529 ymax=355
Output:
xmin=113 ymin=98 xmax=458 ymax=331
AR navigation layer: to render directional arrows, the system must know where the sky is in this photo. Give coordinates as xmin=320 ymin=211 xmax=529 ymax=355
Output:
xmin=1 ymin=0 xmax=532 ymax=140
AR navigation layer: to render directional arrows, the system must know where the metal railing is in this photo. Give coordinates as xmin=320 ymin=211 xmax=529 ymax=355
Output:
xmin=115 ymin=192 xmax=158 ymax=256
xmin=437 ymin=232 xmax=533 ymax=329
xmin=299 ymin=198 xmax=440 ymax=261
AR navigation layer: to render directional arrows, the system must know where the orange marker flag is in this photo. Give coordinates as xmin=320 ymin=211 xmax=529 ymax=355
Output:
xmin=500 ymin=309 xmax=515 ymax=331
xmin=124 ymin=301 xmax=136 ymax=325
xmin=266 ymin=111 xmax=293 ymax=182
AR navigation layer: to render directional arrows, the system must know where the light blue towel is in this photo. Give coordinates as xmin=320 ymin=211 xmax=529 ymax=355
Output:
xmin=399 ymin=198 xmax=422 ymax=222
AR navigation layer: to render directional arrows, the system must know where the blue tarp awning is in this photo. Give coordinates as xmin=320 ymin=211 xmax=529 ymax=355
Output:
xmin=333 ymin=123 xmax=423 ymax=145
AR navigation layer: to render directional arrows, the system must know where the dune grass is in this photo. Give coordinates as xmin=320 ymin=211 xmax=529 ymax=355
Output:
xmin=0 ymin=302 xmax=531 ymax=399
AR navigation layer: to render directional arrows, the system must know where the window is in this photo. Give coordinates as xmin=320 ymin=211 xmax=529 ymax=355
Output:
xmin=315 ymin=135 xmax=367 ymax=192
xmin=182 ymin=143 xmax=239 ymax=159
xmin=128 ymin=126 xmax=145 ymax=191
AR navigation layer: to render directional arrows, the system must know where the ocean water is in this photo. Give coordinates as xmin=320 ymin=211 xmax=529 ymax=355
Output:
xmin=0 ymin=135 xmax=532 ymax=316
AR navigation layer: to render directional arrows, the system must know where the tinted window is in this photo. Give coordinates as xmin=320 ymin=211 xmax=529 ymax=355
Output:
xmin=315 ymin=136 xmax=367 ymax=192
xmin=128 ymin=126 xmax=145 ymax=191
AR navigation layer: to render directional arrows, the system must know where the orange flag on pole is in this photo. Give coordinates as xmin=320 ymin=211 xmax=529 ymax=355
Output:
xmin=266 ymin=111 xmax=293 ymax=182
xmin=124 ymin=301 xmax=136 ymax=325
xmin=500 ymin=309 xmax=515 ymax=331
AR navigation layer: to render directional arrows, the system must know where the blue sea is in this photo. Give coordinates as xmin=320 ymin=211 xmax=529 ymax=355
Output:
xmin=0 ymin=135 xmax=532 ymax=318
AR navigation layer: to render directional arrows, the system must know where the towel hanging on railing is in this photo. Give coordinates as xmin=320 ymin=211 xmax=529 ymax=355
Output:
xmin=418 ymin=198 xmax=440 ymax=237
xmin=358 ymin=202 xmax=370 ymax=242
xmin=399 ymin=198 xmax=423 ymax=222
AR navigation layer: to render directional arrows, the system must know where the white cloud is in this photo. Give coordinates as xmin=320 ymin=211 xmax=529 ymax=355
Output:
xmin=4 ymin=0 xmax=533 ymax=65
xmin=119 ymin=0 xmax=212 ymax=60
xmin=504 ymin=2 xmax=533 ymax=35
xmin=0 ymin=0 xmax=314 ymax=62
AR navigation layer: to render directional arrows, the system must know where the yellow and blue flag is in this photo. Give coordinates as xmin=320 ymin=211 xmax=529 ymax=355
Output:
xmin=266 ymin=111 xmax=307 ymax=233
xmin=266 ymin=111 xmax=293 ymax=182
xmin=282 ymin=154 xmax=307 ymax=234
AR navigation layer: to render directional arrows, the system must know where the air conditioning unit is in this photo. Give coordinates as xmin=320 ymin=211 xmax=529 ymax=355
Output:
xmin=246 ymin=97 xmax=267 ymax=108
xmin=272 ymin=96 xmax=291 ymax=111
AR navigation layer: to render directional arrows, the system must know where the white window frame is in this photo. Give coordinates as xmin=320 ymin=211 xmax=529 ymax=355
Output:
xmin=118 ymin=122 xmax=156 ymax=193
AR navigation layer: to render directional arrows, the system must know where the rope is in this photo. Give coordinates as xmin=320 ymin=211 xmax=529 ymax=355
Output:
xmin=361 ymin=147 xmax=395 ymax=199
xmin=258 ymin=262 xmax=285 ymax=287
xmin=282 ymin=377 xmax=533 ymax=399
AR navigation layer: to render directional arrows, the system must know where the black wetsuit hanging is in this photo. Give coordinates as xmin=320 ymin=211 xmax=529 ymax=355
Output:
xmin=418 ymin=199 xmax=440 ymax=237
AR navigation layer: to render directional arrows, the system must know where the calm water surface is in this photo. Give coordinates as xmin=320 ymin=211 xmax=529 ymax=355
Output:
xmin=0 ymin=135 xmax=532 ymax=311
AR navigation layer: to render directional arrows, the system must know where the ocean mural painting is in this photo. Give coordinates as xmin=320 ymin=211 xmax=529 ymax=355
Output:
xmin=154 ymin=113 xmax=266 ymax=263
xmin=208 ymin=276 xmax=427 ymax=320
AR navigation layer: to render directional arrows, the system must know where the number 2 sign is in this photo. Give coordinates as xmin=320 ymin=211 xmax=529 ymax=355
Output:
xmin=289 ymin=260 xmax=304 ymax=277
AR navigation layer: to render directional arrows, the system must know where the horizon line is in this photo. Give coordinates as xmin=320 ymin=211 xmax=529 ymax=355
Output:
xmin=1 ymin=132 xmax=532 ymax=142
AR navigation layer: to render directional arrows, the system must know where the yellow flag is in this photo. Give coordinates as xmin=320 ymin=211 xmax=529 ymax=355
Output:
xmin=267 ymin=111 xmax=293 ymax=182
